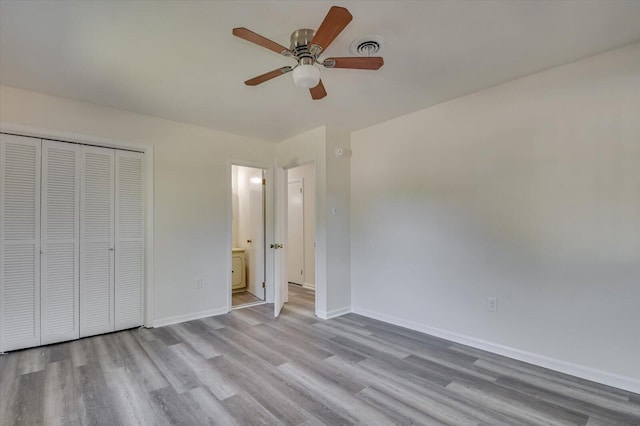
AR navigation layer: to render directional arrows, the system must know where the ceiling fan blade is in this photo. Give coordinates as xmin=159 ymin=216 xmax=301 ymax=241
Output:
xmin=244 ymin=66 xmax=293 ymax=86
xmin=309 ymin=80 xmax=327 ymax=100
xmin=310 ymin=6 xmax=353 ymax=55
xmin=233 ymin=27 xmax=293 ymax=56
xmin=323 ymin=57 xmax=384 ymax=70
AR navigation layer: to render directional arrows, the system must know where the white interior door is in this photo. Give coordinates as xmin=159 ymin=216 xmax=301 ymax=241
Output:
xmin=287 ymin=180 xmax=304 ymax=285
xmin=0 ymin=134 xmax=41 ymax=352
xmin=80 ymin=146 xmax=115 ymax=337
xmin=41 ymin=140 xmax=80 ymax=345
xmin=274 ymin=166 xmax=287 ymax=317
xmin=115 ymin=150 xmax=144 ymax=330
xmin=247 ymin=168 xmax=265 ymax=300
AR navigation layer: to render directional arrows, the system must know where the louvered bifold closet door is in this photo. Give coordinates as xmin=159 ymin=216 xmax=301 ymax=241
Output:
xmin=115 ymin=151 xmax=144 ymax=330
xmin=80 ymin=146 xmax=115 ymax=338
xmin=0 ymin=134 xmax=41 ymax=352
xmin=41 ymin=141 xmax=80 ymax=345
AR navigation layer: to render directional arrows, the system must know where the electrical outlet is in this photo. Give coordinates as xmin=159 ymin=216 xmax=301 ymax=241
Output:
xmin=488 ymin=297 xmax=497 ymax=312
xmin=196 ymin=278 xmax=204 ymax=289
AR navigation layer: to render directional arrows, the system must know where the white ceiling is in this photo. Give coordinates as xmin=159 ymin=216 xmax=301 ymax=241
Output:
xmin=2 ymin=0 xmax=640 ymax=142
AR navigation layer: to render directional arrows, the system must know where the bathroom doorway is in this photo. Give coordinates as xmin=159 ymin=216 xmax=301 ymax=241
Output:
xmin=231 ymin=165 xmax=267 ymax=308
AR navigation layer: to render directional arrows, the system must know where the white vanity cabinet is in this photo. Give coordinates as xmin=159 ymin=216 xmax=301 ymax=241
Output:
xmin=231 ymin=248 xmax=246 ymax=290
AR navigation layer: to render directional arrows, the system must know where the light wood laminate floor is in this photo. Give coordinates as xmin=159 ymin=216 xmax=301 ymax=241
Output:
xmin=1 ymin=284 xmax=639 ymax=425
xmin=232 ymin=291 xmax=263 ymax=307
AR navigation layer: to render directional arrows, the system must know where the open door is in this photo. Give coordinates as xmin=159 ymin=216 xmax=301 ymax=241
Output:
xmin=246 ymin=168 xmax=265 ymax=300
xmin=273 ymin=166 xmax=287 ymax=317
xmin=287 ymin=179 xmax=304 ymax=285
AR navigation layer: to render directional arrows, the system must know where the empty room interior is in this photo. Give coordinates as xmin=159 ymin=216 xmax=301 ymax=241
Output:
xmin=1 ymin=1 xmax=639 ymax=425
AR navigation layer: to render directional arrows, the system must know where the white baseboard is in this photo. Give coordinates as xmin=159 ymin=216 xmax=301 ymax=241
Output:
xmin=154 ymin=307 xmax=228 ymax=328
xmin=302 ymin=282 xmax=316 ymax=291
xmin=351 ymin=306 xmax=640 ymax=394
xmin=317 ymin=306 xmax=351 ymax=320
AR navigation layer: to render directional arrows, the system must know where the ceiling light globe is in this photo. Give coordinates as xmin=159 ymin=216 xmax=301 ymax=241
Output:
xmin=292 ymin=64 xmax=321 ymax=89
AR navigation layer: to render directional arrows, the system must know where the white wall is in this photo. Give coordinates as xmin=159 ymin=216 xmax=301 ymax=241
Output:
xmin=325 ymin=128 xmax=351 ymax=315
xmin=0 ymin=85 xmax=275 ymax=324
xmin=288 ymin=163 xmax=315 ymax=287
xmin=351 ymin=43 xmax=640 ymax=392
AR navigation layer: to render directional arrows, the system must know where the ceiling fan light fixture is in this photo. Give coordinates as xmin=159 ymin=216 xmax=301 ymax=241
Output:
xmin=292 ymin=64 xmax=321 ymax=88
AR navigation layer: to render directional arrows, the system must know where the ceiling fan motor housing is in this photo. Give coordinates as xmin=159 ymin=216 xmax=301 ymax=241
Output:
xmin=290 ymin=29 xmax=316 ymax=62
xmin=290 ymin=28 xmax=321 ymax=88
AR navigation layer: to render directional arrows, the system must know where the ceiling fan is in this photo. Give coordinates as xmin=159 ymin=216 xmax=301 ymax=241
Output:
xmin=232 ymin=6 xmax=384 ymax=100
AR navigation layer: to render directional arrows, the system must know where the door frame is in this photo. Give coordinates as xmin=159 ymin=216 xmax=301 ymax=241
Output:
xmin=0 ymin=123 xmax=155 ymax=329
xmin=276 ymin=161 xmax=318 ymax=315
xmin=226 ymin=160 xmax=274 ymax=313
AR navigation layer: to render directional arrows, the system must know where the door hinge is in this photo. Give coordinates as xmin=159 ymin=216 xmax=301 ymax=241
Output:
xmin=300 ymin=187 xmax=302 ymax=193
xmin=262 ymin=178 xmax=266 ymax=186
xmin=262 ymin=282 xmax=266 ymax=288
xmin=301 ymin=269 xmax=303 ymax=276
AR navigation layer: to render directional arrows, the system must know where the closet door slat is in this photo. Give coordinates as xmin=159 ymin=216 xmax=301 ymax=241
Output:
xmin=41 ymin=140 xmax=80 ymax=345
xmin=115 ymin=151 xmax=145 ymax=330
xmin=80 ymin=146 xmax=115 ymax=338
xmin=0 ymin=134 xmax=41 ymax=352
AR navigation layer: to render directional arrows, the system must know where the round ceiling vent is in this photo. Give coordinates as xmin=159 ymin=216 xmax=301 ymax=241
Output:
xmin=350 ymin=35 xmax=384 ymax=56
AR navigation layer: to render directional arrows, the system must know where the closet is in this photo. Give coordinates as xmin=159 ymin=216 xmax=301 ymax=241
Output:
xmin=0 ymin=133 xmax=145 ymax=352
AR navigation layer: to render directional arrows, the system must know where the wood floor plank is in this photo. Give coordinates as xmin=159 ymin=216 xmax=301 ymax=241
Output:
xmin=74 ymin=364 xmax=122 ymax=426
xmin=212 ymin=354 xmax=318 ymax=426
xmin=0 ymin=351 xmax=19 ymax=424
xmin=327 ymin=354 xmax=523 ymax=426
xmin=446 ymin=379 xmax=590 ymax=425
xmin=475 ymin=357 xmax=637 ymax=405
xmin=105 ymin=365 xmax=168 ymax=425
xmin=168 ymin=343 xmax=240 ymax=400
xmin=149 ymin=386 xmax=202 ymax=425
xmin=277 ymin=361 xmax=395 ymax=426
xmin=137 ymin=338 xmax=202 ymax=394
xmin=183 ymin=386 xmax=242 ymax=426
xmin=232 ymin=291 xmax=263 ymax=307
xmin=454 ymin=343 xmax=637 ymax=401
xmin=222 ymin=392 xmax=285 ymax=426
xmin=0 ymin=283 xmax=638 ymax=425
xmin=17 ymin=347 xmax=47 ymax=375
xmin=43 ymin=359 xmax=81 ymax=426
xmin=68 ymin=338 xmax=91 ymax=368
xmin=403 ymin=352 xmax=500 ymax=384
xmin=9 ymin=370 xmax=46 ymax=425
xmin=356 ymin=386 xmax=451 ymax=426
xmin=494 ymin=375 xmax=640 ymax=425
xmin=215 ymin=325 xmax=290 ymax=367
xmin=244 ymin=322 xmax=333 ymax=363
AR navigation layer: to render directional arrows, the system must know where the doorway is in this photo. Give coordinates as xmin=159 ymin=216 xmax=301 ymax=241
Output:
xmin=285 ymin=163 xmax=316 ymax=305
xmin=231 ymin=165 xmax=266 ymax=308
